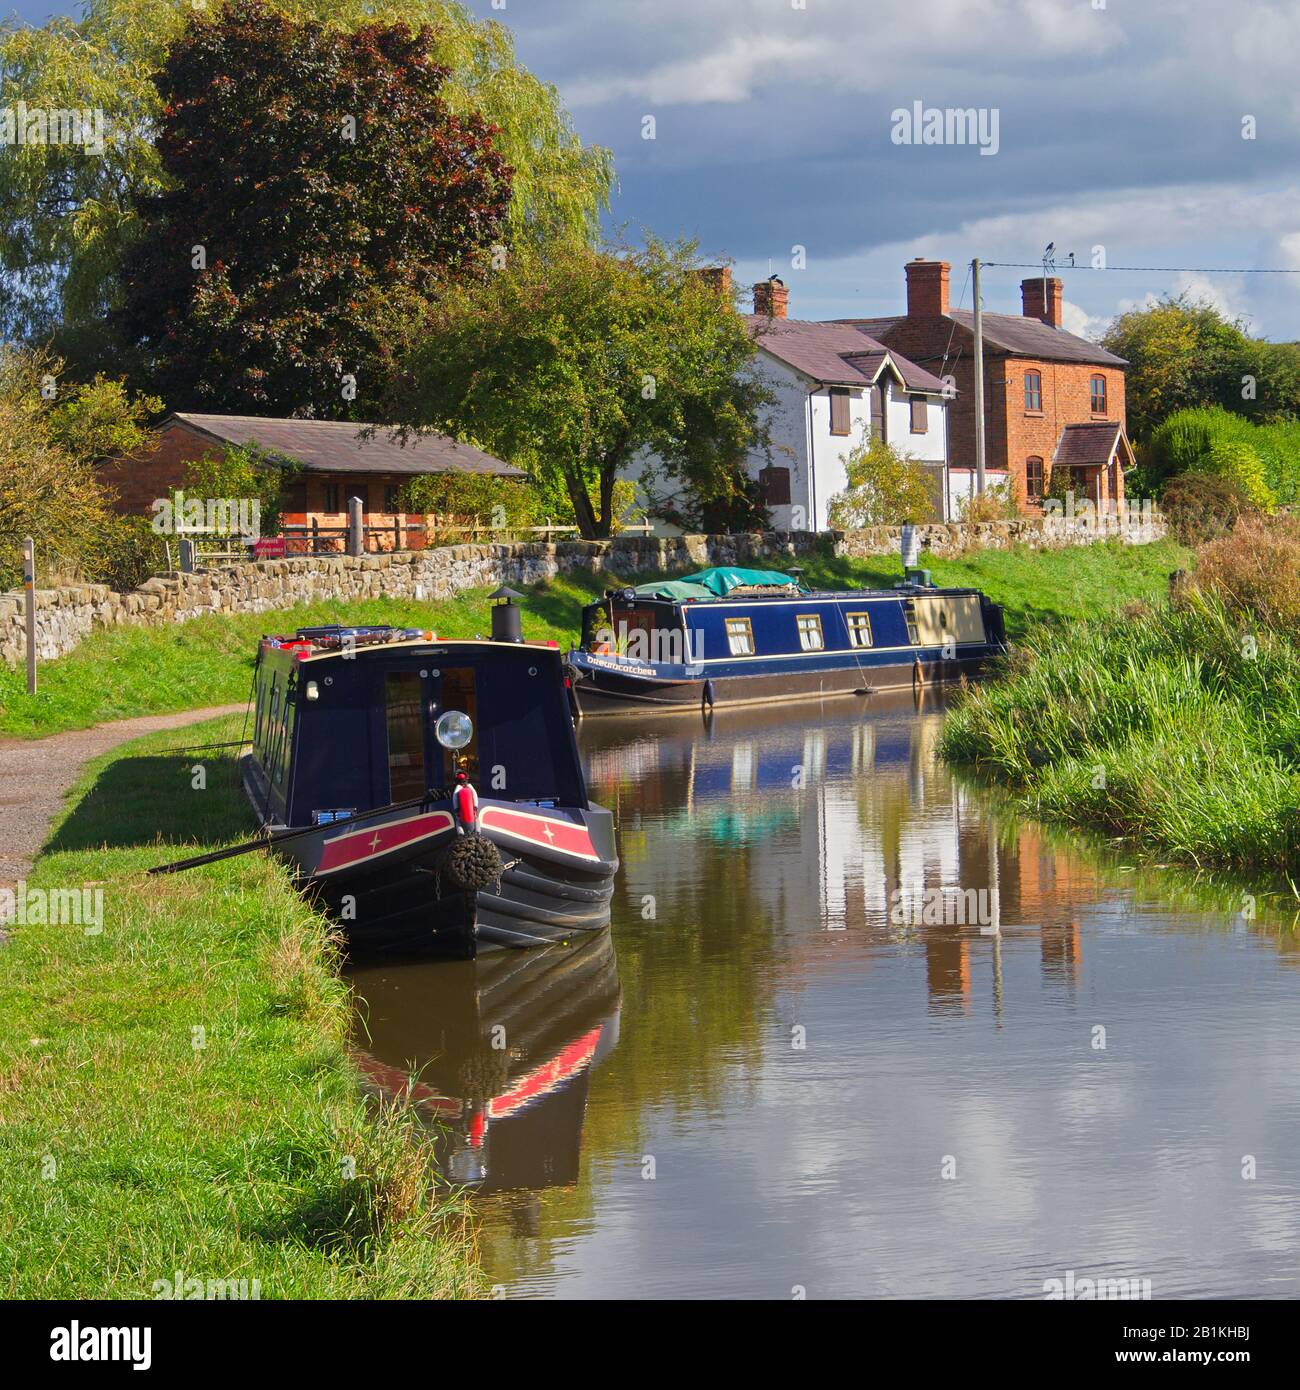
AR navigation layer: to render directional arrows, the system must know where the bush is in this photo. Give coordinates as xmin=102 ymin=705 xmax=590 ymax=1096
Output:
xmin=1159 ymin=470 xmax=1253 ymax=544
xmin=1188 ymin=514 xmax=1300 ymax=629
xmin=84 ymin=514 xmax=172 ymax=591
xmin=828 ymin=435 xmax=935 ymax=528
xmin=956 ymin=482 xmax=1019 ymax=522
xmin=184 ymin=443 xmax=296 ymax=538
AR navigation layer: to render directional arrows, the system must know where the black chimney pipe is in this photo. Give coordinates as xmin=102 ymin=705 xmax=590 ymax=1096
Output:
xmin=489 ymin=586 xmax=524 ymax=643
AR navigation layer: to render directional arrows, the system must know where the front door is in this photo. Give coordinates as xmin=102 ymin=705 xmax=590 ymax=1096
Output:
xmin=383 ymin=665 xmax=480 ymax=802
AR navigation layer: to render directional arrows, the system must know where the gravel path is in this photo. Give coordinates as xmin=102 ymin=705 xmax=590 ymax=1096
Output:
xmin=0 ymin=705 xmax=247 ymax=890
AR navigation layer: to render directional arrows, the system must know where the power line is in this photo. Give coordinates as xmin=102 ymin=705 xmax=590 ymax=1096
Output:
xmin=984 ymin=261 xmax=1300 ymax=276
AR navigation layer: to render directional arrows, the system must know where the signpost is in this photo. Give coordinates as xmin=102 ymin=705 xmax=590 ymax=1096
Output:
xmin=22 ymin=535 xmax=36 ymax=695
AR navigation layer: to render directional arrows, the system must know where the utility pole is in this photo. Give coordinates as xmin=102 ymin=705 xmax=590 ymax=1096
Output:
xmin=972 ymin=257 xmax=987 ymax=495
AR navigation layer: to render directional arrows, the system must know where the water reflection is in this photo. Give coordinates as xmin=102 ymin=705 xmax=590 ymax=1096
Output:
xmin=350 ymin=690 xmax=1300 ymax=1298
xmin=349 ymin=932 xmax=620 ymax=1193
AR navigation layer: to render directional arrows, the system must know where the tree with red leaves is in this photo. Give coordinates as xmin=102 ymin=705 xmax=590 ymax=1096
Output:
xmin=116 ymin=0 xmax=512 ymax=418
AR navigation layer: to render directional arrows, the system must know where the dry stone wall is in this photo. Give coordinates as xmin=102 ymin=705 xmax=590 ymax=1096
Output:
xmin=1 ymin=515 xmax=1165 ymax=667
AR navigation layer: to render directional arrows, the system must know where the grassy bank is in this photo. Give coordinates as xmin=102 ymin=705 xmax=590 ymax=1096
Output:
xmin=0 ymin=539 xmax=1190 ymax=738
xmin=940 ymin=587 xmax=1300 ymax=877
xmin=0 ymin=716 xmax=482 ymax=1298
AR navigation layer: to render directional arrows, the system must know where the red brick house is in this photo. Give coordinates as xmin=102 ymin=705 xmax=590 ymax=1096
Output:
xmin=97 ymin=413 xmax=525 ymax=549
xmin=839 ymin=259 xmax=1135 ymax=511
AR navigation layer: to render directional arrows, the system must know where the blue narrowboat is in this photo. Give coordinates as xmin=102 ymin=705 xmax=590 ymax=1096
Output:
xmin=565 ymin=567 xmax=1006 ymax=715
xmin=241 ymin=613 xmax=618 ymax=955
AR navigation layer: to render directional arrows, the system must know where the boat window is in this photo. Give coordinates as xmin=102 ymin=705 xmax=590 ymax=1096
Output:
xmin=385 ymin=671 xmax=426 ymax=801
xmin=846 ymin=612 xmax=873 ymax=648
xmin=796 ymin=614 xmax=824 ymax=652
xmin=273 ymin=686 xmax=294 ymax=786
xmin=903 ymin=600 xmax=920 ymax=645
xmin=725 ymin=617 xmax=755 ymax=656
xmin=436 ymin=667 xmax=480 ymax=785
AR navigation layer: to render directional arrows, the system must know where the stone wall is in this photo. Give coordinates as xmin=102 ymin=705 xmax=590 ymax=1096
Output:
xmin=0 ymin=515 xmax=1165 ymax=668
xmin=837 ymin=510 xmax=1165 ymax=560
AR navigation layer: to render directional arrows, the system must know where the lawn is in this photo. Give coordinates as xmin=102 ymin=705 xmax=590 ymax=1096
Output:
xmin=0 ymin=538 xmax=1192 ymax=738
xmin=0 ymin=716 xmax=483 ymax=1298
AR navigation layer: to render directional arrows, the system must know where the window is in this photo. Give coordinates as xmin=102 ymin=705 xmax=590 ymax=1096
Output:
xmin=1090 ymin=374 xmax=1108 ymax=414
xmin=725 ymin=617 xmax=755 ymax=656
xmin=1024 ymin=370 xmax=1042 ymax=412
xmin=870 ymin=385 xmax=886 ymax=441
xmin=846 ymin=612 xmax=873 ymax=648
xmin=282 ymin=480 xmax=307 ymax=512
xmin=903 ymin=600 xmax=919 ymax=645
xmin=385 ymin=671 xmax=426 ymax=801
xmin=1026 ymin=456 xmax=1045 ymax=501
xmin=384 ymin=484 xmax=400 ymax=513
xmin=830 ymin=387 xmax=851 ymax=436
xmin=796 ymin=614 xmax=824 ymax=651
xmin=758 ymin=465 xmax=791 ymax=506
xmin=323 ymin=482 xmax=340 ymax=513
xmin=910 ymin=397 xmax=928 ymax=433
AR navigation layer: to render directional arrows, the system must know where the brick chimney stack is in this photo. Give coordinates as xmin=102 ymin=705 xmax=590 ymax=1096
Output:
xmin=698 ymin=265 xmax=733 ymax=300
xmin=905 ymin=258 xmax=950 ymax=318
xmin=753 ymin=276 xmax=789 ymax=319
xmin=1022 ymin=276 xmax=1064 ymax=328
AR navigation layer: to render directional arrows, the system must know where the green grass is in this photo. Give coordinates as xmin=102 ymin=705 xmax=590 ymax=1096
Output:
xmin=799 ymin=536 xmax=1193 ymax=639
xmin=0 ymin=716 xmax=483 ymax=1298
xmin=939 ymin=590 xmax=1300 ymax=877
xmin=0 ymin=539 xmax=1192 ymax=738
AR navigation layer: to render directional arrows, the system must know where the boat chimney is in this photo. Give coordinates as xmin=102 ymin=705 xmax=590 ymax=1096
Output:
xmin=489 ymin=586 xmax=524 ymax=643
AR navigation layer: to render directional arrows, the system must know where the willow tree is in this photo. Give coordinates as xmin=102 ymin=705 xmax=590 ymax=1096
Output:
xmin=0 ymin=0 xmax=612 ymax=350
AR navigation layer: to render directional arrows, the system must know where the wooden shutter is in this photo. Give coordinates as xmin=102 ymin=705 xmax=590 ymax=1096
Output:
xmin=830 ymin=388 xmax=851 ymax=436
xmin=910 ymin=397 xmax=928 ymax=433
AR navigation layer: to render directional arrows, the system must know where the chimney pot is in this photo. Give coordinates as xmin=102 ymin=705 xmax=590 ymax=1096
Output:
xmin=1022 ymin=276 xmax=1064 ymax=329
xmin=905 ymin=259 xmax=950 ymax=318
xmin=753 ymin=276 xmax=789 ymax=320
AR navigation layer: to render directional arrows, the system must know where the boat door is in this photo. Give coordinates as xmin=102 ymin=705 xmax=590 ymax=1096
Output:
xmin=382 ymin=665 xmax=482 ymax=801
xmin=910 ymin=594 xmax=987 ymax=646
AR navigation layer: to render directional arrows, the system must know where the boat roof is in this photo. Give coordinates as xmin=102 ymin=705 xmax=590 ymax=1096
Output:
xmin=258 ymin=624 xmax=561 ymax=664
xmin=633 ymin=566 xmax=801 ymax=600
xmin=615 ymin=582 xmax=985 ymax=605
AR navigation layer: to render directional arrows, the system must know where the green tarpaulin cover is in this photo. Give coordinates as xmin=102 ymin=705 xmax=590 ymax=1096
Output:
xmin=633 ymin=567 xmax=799 ymax=601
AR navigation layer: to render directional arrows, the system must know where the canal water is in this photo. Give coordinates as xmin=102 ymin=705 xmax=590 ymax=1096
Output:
xmin=347 ymin=691 xmax=1300 ymax=1299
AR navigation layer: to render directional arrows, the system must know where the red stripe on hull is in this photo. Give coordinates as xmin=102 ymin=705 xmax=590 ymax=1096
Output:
xmin=317 ymin=810 xmax=455 ymax=874
xmin=478 ymin=806 xmax=600 ymax=862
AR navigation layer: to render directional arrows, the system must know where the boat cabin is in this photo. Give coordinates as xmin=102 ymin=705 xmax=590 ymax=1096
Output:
xmin=248 ymin=625 xmax=587 ymax=829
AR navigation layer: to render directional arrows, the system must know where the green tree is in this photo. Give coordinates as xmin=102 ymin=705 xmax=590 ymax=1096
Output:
xmin=0 ymin=0 xmax=612 ymax=352
xmin=114 ymin=1 xmax=513 ymax=418
xmin=1101 ymin=295 xmax=1255 ymax=440
xmin=827 ymin=435 xmax=935 ymax=528
xmin=183 ymin=443 xmax=300 ymax=537
xmin=389 ymin=240 xmax=775 ymax=539
xmin=0 ymin=345 xmax=159 ymax=587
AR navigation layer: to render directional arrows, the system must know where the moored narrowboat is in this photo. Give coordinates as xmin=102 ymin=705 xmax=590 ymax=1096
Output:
xmin=241 ymin=616 xmax=618 ymax=955
xmin=565 ymin=566 xmax=1006 ymax=715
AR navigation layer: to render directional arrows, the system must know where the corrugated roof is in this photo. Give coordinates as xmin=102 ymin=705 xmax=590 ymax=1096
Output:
xmin=165 ymin=413 xmax=525 ymax=477
xmin=744 ymin=316 xmax=949 ymax=393
xmin=836 ymin=313 xmax=1126 ymax=368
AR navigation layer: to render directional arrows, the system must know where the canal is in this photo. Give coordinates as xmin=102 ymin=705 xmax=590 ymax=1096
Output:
xmin=347 ymin=691 xmax=1300 ymax=1299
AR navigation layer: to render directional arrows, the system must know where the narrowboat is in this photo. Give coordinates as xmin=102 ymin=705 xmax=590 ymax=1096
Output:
xmin=240 ymin=605 xmax=618 ymax=955
xmin=565 ymin=566 xmax=1007 ymax=716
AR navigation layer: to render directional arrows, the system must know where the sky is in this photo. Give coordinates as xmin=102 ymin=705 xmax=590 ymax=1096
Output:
xmin=9 ymin=0 xmax=1300 ymax=339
